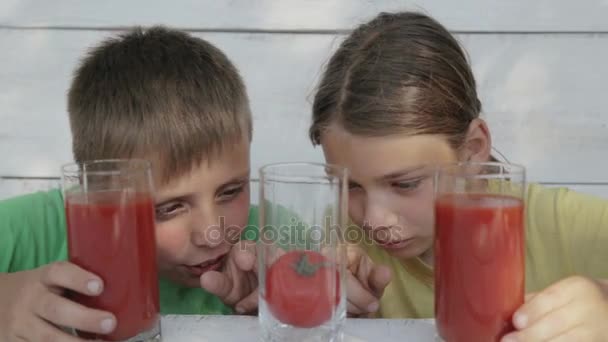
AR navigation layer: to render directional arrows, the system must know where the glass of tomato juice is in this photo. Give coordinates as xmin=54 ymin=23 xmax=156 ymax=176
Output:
xmin=62 ymin=160 xmax=161 ymax=341
xmin=434 ymin=162 xmax=526 ymax=342
xmin=258 ymin=163 xmax=348 ymax=342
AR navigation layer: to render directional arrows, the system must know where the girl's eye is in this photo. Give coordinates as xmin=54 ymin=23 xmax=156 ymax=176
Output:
xmin=348 ymin=182 xmax=362 ymax=191
xmin=155 ymin=202 xmax=187 ymax=221
xmin=392 ymin=179 xmax=423 ymax=192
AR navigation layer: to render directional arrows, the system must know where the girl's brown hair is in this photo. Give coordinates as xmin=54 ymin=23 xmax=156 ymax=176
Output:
xmin=310 ymin=11 xmax=481 ymax=149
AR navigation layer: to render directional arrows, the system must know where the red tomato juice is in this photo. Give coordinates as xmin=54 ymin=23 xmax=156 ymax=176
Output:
xmin=66 ymin=192 xmax=159 ymax=341
xmin=434 ymin=193 xmax=524 ymax=342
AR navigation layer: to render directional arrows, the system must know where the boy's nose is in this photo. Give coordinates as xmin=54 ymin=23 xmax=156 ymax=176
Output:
xmin=190 ymin=216 xmax=225 ymax=248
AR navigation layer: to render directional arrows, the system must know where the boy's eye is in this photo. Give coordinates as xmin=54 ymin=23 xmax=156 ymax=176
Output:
xmin=217 ymin=184 xmax=245 ymax=202
xmin=155 ymin=202 xmax=187 ymax=221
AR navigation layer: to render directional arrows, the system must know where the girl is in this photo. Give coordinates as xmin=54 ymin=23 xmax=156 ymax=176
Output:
xmin=311 ymin=11 xmax=608 ymax=341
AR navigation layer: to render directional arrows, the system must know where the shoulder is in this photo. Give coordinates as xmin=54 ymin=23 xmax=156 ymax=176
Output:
xmin=526 ymin=183 xmax=608 ymax=227
xmin=0 ymin=188 xmax=64 ymax=222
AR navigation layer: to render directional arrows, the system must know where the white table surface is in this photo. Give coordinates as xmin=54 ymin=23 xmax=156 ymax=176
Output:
xmin=161 ymin=315 xmax=437 ymax=341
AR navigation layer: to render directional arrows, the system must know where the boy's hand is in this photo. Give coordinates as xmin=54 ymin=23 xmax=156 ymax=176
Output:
xmin=346 ymin=245 xmax=392 ymax=317
xmin=200 ymin=240 xmax=258 ymax=314
xmin=0 ymin=261 xmax=116 ymax=341
xmin=502 ymin=276 xmax=608 ymax=342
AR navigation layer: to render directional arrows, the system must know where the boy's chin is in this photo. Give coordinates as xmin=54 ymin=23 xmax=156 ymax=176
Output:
xmin=160 ymin=270 xmax=204 ymax=288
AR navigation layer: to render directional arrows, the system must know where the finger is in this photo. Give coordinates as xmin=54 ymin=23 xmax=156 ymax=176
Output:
xmin=232 ymin=240 xmax=256 ymax=272
xmin=513 ymin=276 xmax=592 ymax=329
xmin=200 ymin=270 xmax=233 ymax=300
xmin=533 ymin=325 xmax=591 ymax=342
xmin=368 ymin=265 xmax=392 ymax=297
xmin=40 ymin=262 xmax=103 ymax=296
xmin=35 ymin=291 xmax=116 ymax=335
xmin=507 ymin=303 xmax=583 ymax=342
xmin=346 ymin=245 xmax=365 ymax=274
xmin=235 ymin=288 xmax=258 ymax=314
xmin=346 ymin=272 xmax=379 ymax=314
xmin=27 ymin=316 xmax=86 ymax=342
xmin=524 ymin=292 xmax=537 ymax=302
xmin=233 ymin=269 xmax=259 ymax=313
xmin=347 ymin=302 xmax=365 ymax=316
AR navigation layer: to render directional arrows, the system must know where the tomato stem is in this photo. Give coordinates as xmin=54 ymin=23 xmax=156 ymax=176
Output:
xmin=291 ymin=252 xmax=331 ymax=277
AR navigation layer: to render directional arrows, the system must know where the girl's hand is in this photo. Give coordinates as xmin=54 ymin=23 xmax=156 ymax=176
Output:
xmin=502 ymin=276 xmax=608 ymax=342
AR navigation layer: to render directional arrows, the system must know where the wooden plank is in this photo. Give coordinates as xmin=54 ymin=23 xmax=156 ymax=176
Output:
xmin=1 ymin=0 xmax=608 ymax=32
xmin=1 ymin=29 xmax=607 ymax=183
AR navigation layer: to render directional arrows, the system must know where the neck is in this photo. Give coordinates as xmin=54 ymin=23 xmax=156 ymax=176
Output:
xmin=419 ymin=248 xmax=434 ymax=267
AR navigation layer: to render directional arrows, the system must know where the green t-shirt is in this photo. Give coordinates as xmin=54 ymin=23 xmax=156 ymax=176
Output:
xmin=0 ymin=189 xmax=260 ymax=315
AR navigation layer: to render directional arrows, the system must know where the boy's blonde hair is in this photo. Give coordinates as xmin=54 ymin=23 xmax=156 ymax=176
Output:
xmin=68 ymin=26 xmax=251 ymax=183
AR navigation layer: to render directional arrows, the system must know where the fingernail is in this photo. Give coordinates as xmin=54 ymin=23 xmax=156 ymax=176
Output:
xmin=100 ymin=317 xmax=115 ymax=333
xmin=87 ymin=280 xmax=102 ymax=295
xmin=513 ymin=312 xmax=527 ymax=329
xmin=367 ymin=302 xmax=379 ymax=312
xmin=235 ymin=306 xmax=245 ymax=314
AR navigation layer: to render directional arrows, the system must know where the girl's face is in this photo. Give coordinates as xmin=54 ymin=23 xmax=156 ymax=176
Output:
xmin=321 ymin=124 xmax=459 ymax=263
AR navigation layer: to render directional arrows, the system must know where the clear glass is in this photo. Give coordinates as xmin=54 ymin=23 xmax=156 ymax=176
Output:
xmin=258 ymin=163 xmax=348 ymax=342
xmin=62 ymin=160 xmax=161 ymax=342
xmin=434 ymin=162 xmax=526 ymax=342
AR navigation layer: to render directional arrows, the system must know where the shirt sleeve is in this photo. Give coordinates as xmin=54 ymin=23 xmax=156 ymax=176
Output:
xmin=527 ymin=184 xmax=608 ymax=281
xmin=555 ymin=187 xmax=608 ymax=279
xmin=0 ymin=189 xmax=68 ymax=273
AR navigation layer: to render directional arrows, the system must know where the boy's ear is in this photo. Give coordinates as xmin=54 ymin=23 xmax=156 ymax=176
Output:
xmin=459 ymin=118 xmax=492 ymax=163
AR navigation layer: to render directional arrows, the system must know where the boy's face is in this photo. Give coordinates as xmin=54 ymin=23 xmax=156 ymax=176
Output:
xmin=152 ymin=140 xmax=251 ymax=287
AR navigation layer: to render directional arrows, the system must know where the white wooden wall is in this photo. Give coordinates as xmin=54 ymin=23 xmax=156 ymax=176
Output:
xmin=1 ymin=0 xmax=608 ymax=199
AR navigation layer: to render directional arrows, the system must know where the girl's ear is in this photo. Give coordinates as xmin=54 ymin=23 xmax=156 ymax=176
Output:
xmin=459 ymin=118 xmax=492 ymax=162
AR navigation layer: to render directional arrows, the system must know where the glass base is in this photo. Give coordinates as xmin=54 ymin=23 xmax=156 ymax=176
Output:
xmin=70 ymin=321 xmax=161 ymax=342
xmin=119 ymin=323 xmax=161 ymax=342
xmin=259 ymin=300 xmax=344 ymax=342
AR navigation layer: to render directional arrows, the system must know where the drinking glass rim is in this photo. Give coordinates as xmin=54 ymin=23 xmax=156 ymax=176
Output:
xmin=61 ymin=159 xmax=152 ymax=176
xmin=259 ymin=162 xmax=348 ymax=183
xmin=436 ymin=161 xmax=525 ymax=177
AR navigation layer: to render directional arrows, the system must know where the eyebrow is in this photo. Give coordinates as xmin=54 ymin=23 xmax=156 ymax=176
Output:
xmin=216 ymin=172 xmax=251 ymax=190
xmin=154 ymin=194 xmax=193 ymax=208
xmin=378 ymin=166 xmax=428 ymax=181
xmin=155 ymin=170 xmax=250 ymax=206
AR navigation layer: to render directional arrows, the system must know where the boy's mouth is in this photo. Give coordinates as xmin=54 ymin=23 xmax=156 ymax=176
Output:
xmin=183 ymin=254 xmax=227 ymax=277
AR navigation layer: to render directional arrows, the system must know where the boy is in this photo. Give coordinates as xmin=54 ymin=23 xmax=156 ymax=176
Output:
xmin=0 ymin=27 xmax=258 ymax=340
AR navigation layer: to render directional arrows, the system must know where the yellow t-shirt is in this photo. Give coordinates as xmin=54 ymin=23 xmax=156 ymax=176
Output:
xmin=362 ymin=184 xmax=608 ymax=318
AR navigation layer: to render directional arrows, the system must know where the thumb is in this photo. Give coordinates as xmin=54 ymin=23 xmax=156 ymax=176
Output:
xmin=200 ymin=270 xmax=233 ymax=300
xmin=368 ymin=264 xmax=392 ymax=297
